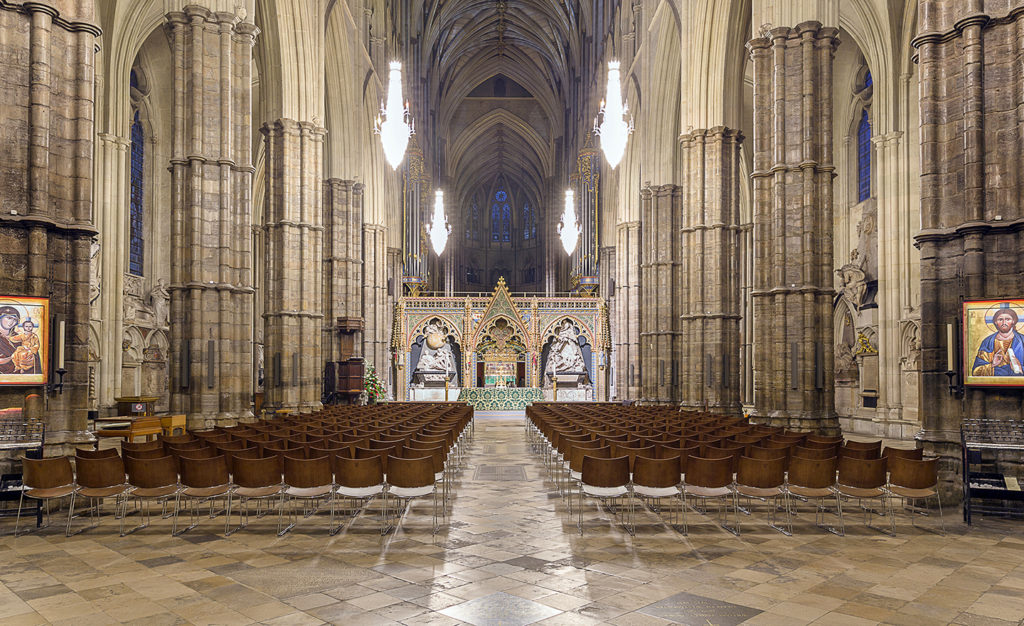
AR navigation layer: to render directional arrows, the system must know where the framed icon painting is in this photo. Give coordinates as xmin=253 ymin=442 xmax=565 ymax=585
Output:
xmin=963 ymin=299 xmax=1024 ymax=387
xmin=0 ymin=296 xmax=49 ymax=385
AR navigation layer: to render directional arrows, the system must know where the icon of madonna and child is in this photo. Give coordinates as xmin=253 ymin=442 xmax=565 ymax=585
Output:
xmin=0 ymin=296 xmax=49 ymax=385
xmin=965 ymin=299 xmax=1024 ymax=386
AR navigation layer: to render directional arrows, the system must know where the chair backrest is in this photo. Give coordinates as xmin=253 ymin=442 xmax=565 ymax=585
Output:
xmin=581 ymin=455 xmax=630 ymax=489
xmin=386 ymin=455 xmax=434 ymax=489
xmin=736 ymin=456 xmax=785 ymax=489
xmin=224 ymin=447 xmax=261 ymax=474
xmin=122 ymin=447 xmax=166 ymax=461
xmin=611 ymin=444 xmax=656 ymax=472
xmin=747 ymin=445 xmax=789 ymax=462
xmin=791 ymin=445 xmax=835 ymax=461
xmin=122 ymin=439 xmax=162 ymax=453
xmin=160 ymin=433 xmax=196 ymax=445
xmin=22 ymin=456 xmax=74 ymax=489
xmin=75 ymin=447 xmax=120 ymax=460
xmin=787 ymin=456 xmax=837 ymax=490
xmin=684 ymin=456 xmax=733 ymax=489
xmin=283 ymin=455 xmax=332 ymax=489
xmin=75 ymin=455 xmax=126 ymax=489
xmin=165 ymin=440 xmax=207 ymax=455
xmin=179 ymin=455 xmax=230 ymax=489
xmin=701 ymin=446 xmax=741 ymax=473
xmin=354 ymin=445 xmax=397 ymax=473
xmin=333 ymin=455 xmax=384 ymax=489
xmin=882 ymin=447 xmax=923 ymax=463
xmin=838 ymin=445 xmax=881 ymax=460
xmin=232 ymin=455 xmax=282 ymax=489
xmin=214 ymin=439 xmax=246 ymax=452
xmin=837 ymin=456 xmax=887 ymax=489
xmin=843 ymin=439 xmax=882 ymax=452
xmin=801 ymin=440 xmax=841 ymax=451
xmin=125 ymin=455 xmax=178 ymax=489
xmin=569 ymin=444 xmax=611 ymax=473
xmin=632 ymin=456 xmax=680 ymax=490
xmin=887 ymin=456 xmax=937 ymax=490
xmin=805 ymin=435 xmax=843 ymax=446
xmin=175 ymin=447 xmax=218 ymax=460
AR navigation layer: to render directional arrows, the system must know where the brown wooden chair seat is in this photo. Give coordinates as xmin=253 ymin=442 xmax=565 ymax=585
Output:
xmin=632 ymin=455 xmax=683 ymax=529
xmin=69 ymin=454 xmax=128 ymax=535
xmin=836 ymin=456 xmax=894 ymax=535
xmin=735 ymin=456 xmax=790 ymax=536
xmin=385 ymin=455 xmax=440 ymax=534
xmin=16 ymin=456 xmax=76 ymax=537
xmin=332 ymin=455 xmax=386 ymax=534
xmin=682 ymin=455 xmax=736 ymax=535
xmin=174 ymin=455 xmax=232 ymax=536
xmin=886 ymin=456 xmax=944 ymax=534
xmin=227 ymin=455 xmax=283 ymax=535
xmin=123 ymin=455 xmax=180 ymax=535
xmin=786 ymin=455 xmax=841 ymax=535
xmin=577 ymin=455 xmax=633 ymax=536
xmin=279 ymin=455 xmax=335 ymax=535
xmin=75 ymin=447 xmax=120 ymax=459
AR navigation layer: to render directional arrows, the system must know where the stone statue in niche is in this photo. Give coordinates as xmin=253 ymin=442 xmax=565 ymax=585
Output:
xmin=545 ymin=320 xmax=586 ymax=376
xmin=415 ymin=322 xmax=458 ymax=385
xmin=148 ymin=278 xmax=170 ymax=328
xmin=836 ymin=263 xmax=867 ymax=309
xmin=835 ymin=341 xmax=858 ymax=383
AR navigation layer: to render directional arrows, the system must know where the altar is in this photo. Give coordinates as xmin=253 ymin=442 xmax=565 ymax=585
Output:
xmin=394 ymin=278 xmax=609 ymax=402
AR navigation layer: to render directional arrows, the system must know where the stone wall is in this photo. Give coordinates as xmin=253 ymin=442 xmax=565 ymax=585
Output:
xmin=914 ymin=0 xmax=1024 ymax=498
xmin=0 ymin=0 xmax=99 ymax=454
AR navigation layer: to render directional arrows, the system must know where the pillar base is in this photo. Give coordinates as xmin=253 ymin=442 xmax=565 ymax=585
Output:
xmin=748 ymin=408 xmax=841 ymax=435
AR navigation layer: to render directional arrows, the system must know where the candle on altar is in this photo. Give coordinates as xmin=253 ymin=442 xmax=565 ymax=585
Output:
xmin=57 ymin=320 xmax=65 ymax=369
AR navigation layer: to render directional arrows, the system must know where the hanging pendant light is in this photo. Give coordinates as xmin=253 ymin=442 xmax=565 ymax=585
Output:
xmin=593 ymin=61 xmax=634 ymax=168
xmin=375 ymin=61 xmax=414 ymax=169
xmin=557 ymin=189 xmax=579 ymax=255
xmin=427 ymin=189 xmax=451 ymax=255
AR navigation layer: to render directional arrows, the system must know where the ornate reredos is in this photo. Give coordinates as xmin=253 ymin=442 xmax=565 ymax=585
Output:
xmin=471 ymin=277 xmax=531 ymax=351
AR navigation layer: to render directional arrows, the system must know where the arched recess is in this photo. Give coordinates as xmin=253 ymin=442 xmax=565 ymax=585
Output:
xmin=643 ymin=3 xmax=681 ymax=185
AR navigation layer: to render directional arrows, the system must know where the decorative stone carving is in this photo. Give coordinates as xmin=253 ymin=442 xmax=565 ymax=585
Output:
xmin=836 ymin=263 xmax=867 ymax=309
xmin=544 ymin=320 xmax=586 ymax=377
xmin=835 ymin=342 xmax=858 ymax=383
xmin=148 ymin=278 xmax=170 ymax=328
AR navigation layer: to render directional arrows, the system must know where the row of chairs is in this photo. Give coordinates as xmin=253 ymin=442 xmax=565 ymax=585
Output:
xmin=528 ymin=406 xmax=943 ymax=537
xmin=16 ymin=404 xmax=474 ymax=537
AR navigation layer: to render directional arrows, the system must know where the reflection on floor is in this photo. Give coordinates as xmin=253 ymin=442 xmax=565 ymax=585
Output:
xmin=0 ymin=418 xmax=1022 ymax=625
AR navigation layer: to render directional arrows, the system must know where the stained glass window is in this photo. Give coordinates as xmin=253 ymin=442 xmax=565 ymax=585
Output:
xmin=466 ymin=199 xmax=479 ymax=240
xmin=857 ymin=109 xmax=871 ymax=202
xmin=523 ymin=201 xmax=536 ymax=240
xmin=129 ymin=108 xmax=145 ymax=276
xmin=863 ymin=70 xmax=872 ymax=89
xmin=491 ymin=188 xmax=511 ymax=242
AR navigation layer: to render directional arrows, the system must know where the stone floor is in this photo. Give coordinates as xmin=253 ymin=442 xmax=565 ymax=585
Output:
xmin=1 ymin=416 xmax=1023 ymax=625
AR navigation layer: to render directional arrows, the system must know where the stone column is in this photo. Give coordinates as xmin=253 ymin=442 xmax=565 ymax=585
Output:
xmin=678 ymin=127 xmax=744 ymax=414
xmin=748 ymin=22 xmax=840 ymax=433
xmin=362 ymin=220 xmax=389 ymax=380
xmin=322 ymin=179 xmax=364 ymax=362
xmin=614 ymin=221 xmax=641 ymax=400
xmin=261 ymin=120 xmax=325 ymax=412
xmin=639 ymin=184 xmax=680 ymax=403
xmin=166 ymin=7 xmax=257 ymax=426
xmin=913 ymin=0 xmax=1024 ymax=499
xmin=0 ymin=0 xmax=99 ymax=455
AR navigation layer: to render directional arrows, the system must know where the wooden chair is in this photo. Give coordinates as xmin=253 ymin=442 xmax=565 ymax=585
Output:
xmin=385 ymin=455 xmax=439 ymax=534
xmin=887 ymin=456 xmax=944 ymax=534
xmin=791 ymin=445 xmax=836 ymax=461
xmin=15 ymin=456 xmax=75 ymax=536
xmin=68 ymin=455 xmax=128 ymax=536
xmin=839 ymin=445 xmax=881 ymax=460
xmin=226 ymin=455 xmax=283 ymax=535
xmin=786 ymin=456 xmax=841 ymax=535
xmin=331 ymin=455 xmax=386 ymax=534
xmin=75 ymin=447 xmax=120 ymax=460
xmin=682 ymin=456 xmax=736 ymax=535
xmin=279 ymin=455 xmax=335 ymax=535
xmin=123 ymin=455 xmax=180 ymax=535
xmin=611 ymin=444 xmax=656 ymax=473
xmin=632 ymin=455 xmax=682 ymax=529
xmin=735 ymin=456 xmax=790 ymax=535
xmin=173 ymin=455 xmax=232 ymax=536
xmin=882 ymin=446 xmax=923 ymax=465
xmin=577 ymin=455 xmax=633 ymax=536
xmin=836 ymin=456 xmax=894 ymax=535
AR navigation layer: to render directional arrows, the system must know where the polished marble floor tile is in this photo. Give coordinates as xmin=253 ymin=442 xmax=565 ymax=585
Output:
xmin=440 ymin=591 xmax=562 ymax=626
